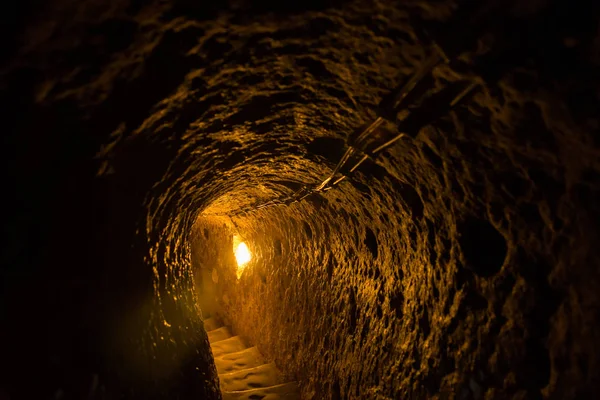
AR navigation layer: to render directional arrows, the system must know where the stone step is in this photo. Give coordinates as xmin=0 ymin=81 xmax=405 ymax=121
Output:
xmin=203 ymin=317 xmax=222 ymax=332
xmin=221 ymin=382 xmax=301 ymax=400
xmin=215 ymin=346 xmax=265 ymax=375
xmin=211 ymin=336 xmax=247 ymax=358
xmin=219 ymin=363 xmax=282 ymax=392
xmin=208 ymin=326 xmax=233 ymax=344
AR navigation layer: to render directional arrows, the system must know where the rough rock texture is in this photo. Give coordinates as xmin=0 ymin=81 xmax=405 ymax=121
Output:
xmin=2 ymin=0 xmax=599 ymax=399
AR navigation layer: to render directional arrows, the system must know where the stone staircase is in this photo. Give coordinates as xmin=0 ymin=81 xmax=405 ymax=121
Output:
xmin=204 ymin=317 xmax=301 ymax=400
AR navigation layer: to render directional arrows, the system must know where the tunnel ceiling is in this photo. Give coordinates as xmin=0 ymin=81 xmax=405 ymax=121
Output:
xmin=2 ymin=0 xmax=600 ymax=399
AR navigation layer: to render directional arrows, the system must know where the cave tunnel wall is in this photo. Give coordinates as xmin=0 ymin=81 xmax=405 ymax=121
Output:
xmin=195 ymin=106 xmax=600 ymax=399
xmin=2 ymin=0 xmax=600 ymax=399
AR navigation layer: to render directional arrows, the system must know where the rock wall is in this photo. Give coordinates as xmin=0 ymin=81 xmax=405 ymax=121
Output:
xmin=2 ymin=0 xmax=599 ymax=398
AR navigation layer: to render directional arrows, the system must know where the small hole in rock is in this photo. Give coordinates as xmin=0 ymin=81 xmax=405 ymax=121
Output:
xmin=364 ymin=227 xmax=378 ymax=259
xmin=274 ymin=238 xmax=282 ymax=256
xmin=458 ymin=217 xmax=507 ymax=277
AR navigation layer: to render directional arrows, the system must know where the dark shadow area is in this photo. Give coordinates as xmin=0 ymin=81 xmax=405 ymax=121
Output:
xmin=458 ymin=217 xmax=507 ymax=277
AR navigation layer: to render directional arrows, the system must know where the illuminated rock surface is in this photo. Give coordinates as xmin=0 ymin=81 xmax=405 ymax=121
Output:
xmin=1 ymin=0 xmax=599 ymax=399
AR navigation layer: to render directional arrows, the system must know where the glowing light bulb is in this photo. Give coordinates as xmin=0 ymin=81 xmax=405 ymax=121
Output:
xmin=234 ymin=242 xmax=251 ymax=278
xmin=235 ymin=242 xmax=251 ymax=265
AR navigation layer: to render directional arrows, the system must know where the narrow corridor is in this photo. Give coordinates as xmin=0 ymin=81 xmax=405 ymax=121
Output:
xmin=205 ymin=317 xmax=301 ymax=399
xmin=3 ymin=0 xmax=600 ymax=399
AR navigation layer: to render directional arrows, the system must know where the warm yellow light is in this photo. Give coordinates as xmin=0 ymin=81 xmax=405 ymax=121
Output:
xmin=234 ymin=242 xmax=251 ymax=278
xmin=235 ymin=242 xmax=251 ymax=265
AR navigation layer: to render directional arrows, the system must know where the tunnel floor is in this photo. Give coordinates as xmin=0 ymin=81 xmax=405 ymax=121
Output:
xmin=206 ymin=317 xmax=301 ymax=399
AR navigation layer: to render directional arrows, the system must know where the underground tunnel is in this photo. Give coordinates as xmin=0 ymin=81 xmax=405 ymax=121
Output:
xmin=1 ymin=0 xmax=600 ymax=399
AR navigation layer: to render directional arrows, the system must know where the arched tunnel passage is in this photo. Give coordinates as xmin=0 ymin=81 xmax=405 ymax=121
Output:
xmin=2 ymin=0 xmax=600 ymax=399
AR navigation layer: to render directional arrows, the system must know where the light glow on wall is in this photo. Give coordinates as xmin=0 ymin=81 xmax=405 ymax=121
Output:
xmin=233 ymin=236 xmax=251 ymax=279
